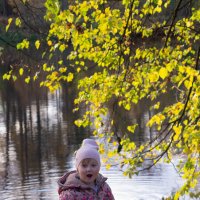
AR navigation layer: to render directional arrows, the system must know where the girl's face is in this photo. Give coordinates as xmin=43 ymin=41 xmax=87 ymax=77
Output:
xmin=77 ymin=158 xmax=100 ymax=185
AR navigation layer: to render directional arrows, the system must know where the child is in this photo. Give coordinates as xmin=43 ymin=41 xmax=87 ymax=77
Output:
xmin=57 ymin=138 xmax=115 ymax=200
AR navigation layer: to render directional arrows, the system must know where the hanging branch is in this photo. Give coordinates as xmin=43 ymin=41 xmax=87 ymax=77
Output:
xmin=0 ymin=36 xmax=16 ymax=48
xmin=164 ymin=0 xmax=183 ymax=47
xmin=195 ymin=46 xmax=200 ymax=70
xmin=13 ymin=0 xmax=43 ymax=34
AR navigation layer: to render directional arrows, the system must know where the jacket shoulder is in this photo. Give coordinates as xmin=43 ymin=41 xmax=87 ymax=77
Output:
xmin=99 ymin=182 xmax=115 ymax=200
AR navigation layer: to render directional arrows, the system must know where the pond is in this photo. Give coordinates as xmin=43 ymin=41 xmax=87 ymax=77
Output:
xmin=0 ymin=75 xmax=190 ymax=200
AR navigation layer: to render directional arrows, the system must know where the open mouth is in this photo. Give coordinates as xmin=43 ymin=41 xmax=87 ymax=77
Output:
xmin=87 ymin=174 xmax=93 ymax=178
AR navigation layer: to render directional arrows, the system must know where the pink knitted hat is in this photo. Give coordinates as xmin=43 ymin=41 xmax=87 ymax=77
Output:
xmin=82 ymin=138 xmax=99 ymax=149
xmin=75 ymin=138 xmax=101 ymax=168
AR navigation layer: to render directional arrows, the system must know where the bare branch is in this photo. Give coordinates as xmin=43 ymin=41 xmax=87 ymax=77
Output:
xmin=164 ymin=0 xmax=183 ymax=47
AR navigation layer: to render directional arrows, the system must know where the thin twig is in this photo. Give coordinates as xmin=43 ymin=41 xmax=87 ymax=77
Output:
xmin=164 ymin=0 xmax=183 ymax=47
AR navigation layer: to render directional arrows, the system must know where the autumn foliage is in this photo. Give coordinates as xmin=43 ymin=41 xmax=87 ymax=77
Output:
xmin=3 ymin=0 xmax=200 ymax=199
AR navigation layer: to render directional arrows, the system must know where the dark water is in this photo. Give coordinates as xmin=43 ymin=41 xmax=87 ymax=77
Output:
xmin=0 ymin=78 xmax=189 ymax=200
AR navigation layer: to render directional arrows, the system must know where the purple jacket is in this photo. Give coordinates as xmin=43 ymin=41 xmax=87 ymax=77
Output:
xmin=57 ymin=170 xmax=115 ymax=200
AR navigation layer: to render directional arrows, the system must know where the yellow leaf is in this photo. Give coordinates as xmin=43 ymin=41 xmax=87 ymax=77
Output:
xmin=59 ymin=67 xmax=67 ymax=73
xmin=157 ymin=0 xmax=162 ymax=6
xmin=149 ymin=72 xmax=159 ymax=82
xmin=15 ymin=17 xmax=21 ymax=27
xmin=159 ymin=67 xmax=168 ymax=79
xmin=106 ymin=164 xmax=111 ymax=170
xmin=6 ymin=18 xmax=13 ymax=31
xmin=25 ymin=76 xmax=30 ymax=84
xmin=154 ymin=6 xmax=162 ymax=13
xmin=127 ymin=124 xmax=137 ymax=133
xmin=77 ymin=67 xmax=81 ymax=72
xmin=154 ymin=102 xmax=160 ymax=109
xmin=184 ymin=80 xmax=192 ymax=89
xmin=33 ymin=74 xmax=38 ymax=81
xmin=67 ymin=72 xmax=74 ymax=82
xmin=166 ymin=63 xmax=173 ymax=72
xmin=107 ymin=151 xmax=115 ymax=158
xmin=59 ymin=44 xmax=66 ymax=52
xmin=19 ymin=68 xmax=24 ymax=76
xmin=173 ymin=126 xmax=182 ymax=141
xmin=3 ymin=73 xmax=9 ymax=80
xmin=164 ymin=2 xmax=169 ymax=8
xmin=128 ymin=142 xmax=136 ymax=150
xmin=47 ymin=40 xmax=52 ymax=46
xmin=67 ymin=13 xmax=74 ymax=23
xmin=12 ymin=75 xmax=17 ymax=81
xmin=174 ymin=191 xmax=180 ymax=200
xmin=186 ymin=21 xmax=192 ymax=28
xmin=40 ymin=81 xmax=44 ymax=87
xmin=35 ymin=40 xmax=40 ymax=49
xmin=17 ymin=39 xmax=29 ymax=49
xmin=84 ymin=16 xmax=89 ymax=22
xmin=124 ymin=103 xmax=131 ymax=110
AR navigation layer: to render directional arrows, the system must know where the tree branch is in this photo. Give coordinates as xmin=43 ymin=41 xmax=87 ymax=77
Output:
xmin=164 ymin=0 xmax=183 ymax=47
xmin=13 ymin=0 xmax=43 ymax=34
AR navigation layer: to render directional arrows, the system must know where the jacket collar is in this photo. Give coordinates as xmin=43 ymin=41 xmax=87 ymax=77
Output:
xmin=58 ymin=170 xmax=107 ymax=194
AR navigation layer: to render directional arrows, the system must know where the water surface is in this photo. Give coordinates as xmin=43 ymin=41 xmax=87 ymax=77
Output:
xmin=0 ymin=80 xmax=190 ymax=200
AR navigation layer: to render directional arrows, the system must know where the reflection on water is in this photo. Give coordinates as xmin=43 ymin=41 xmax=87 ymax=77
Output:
xmin=0 ymin=80 xmax=189 ymax=200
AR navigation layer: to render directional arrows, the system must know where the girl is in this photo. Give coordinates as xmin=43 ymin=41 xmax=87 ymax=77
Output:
xmin=57 ymin=138 xmax=115 ymax=200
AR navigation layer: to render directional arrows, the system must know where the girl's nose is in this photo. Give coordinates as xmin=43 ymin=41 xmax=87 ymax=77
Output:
xmin=86 ymin=166 xmax=91 ymax=171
